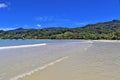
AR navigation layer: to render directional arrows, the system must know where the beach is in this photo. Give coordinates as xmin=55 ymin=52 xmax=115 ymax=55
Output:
xmin=18 ymin=41 xmax=120 ymax=80
xmin=0 ymin=40 xmax=90 ymax=80
xmin=0 ymin=40 xmax=120 ymax=80
xmin=1 ymin=0 xmax=120 ymax=80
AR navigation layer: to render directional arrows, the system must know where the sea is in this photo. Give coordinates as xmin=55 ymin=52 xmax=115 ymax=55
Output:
xmin=0 ymin=40 xmax=85 ymax=47
xmin=0 ymin=40 xmax=87 ymax=80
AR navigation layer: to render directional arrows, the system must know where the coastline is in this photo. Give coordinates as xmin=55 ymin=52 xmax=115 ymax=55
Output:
xmin=0 ymin=43 xmax=47 ymax=50
xmin=16 ymin=41 xmax=120 ymax=80
xmin=0 ymin=40 xmax=120 ymax=50
xmin=93 ymin=40 xmax=120 ymax=43
xmin=0 ymin=40 xmax=120 ymax=80
xmin=0 ymin=41 xmax=91 ymax=80
xmin=12 ymin=42 xmax=92 ymax=80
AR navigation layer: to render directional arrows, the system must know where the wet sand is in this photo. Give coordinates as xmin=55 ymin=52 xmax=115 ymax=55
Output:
xmin=0 ymin=41 xmax=91 ymax=80
xmin=18 ymin=42 xmax=120 ymax=80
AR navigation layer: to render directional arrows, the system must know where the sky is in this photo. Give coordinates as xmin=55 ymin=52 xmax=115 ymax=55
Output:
xmin=0 ymin=0 xmax=120 ymax=30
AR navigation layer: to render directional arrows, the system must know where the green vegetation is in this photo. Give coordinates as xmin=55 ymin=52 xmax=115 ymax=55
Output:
xmin=0 ymin=20 xmax=120 ymax=40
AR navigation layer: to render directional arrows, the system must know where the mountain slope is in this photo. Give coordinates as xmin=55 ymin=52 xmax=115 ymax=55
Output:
xmin=0 ymin=20 xmax=120 ymax=40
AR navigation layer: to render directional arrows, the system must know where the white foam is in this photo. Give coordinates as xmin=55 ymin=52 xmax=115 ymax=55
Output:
xmin=0 ymin=43 xmax=47 ymax=50
xmin=84 ymin=43 xmax=93 ymax=51
xmin=10 ymin=56 xmax=69 ymax=80
xmin=93 ymin=40 xmax=120 ymax=43
xmin=87 ymin=40 xmax=94 ymax=43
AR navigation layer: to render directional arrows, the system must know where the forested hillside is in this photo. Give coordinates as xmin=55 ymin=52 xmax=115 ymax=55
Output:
xmin=0 ymin=20 xmax=120 ymax=40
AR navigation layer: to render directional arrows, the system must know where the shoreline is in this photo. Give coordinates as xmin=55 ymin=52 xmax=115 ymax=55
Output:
xmin=0 ymin=41 xmax=120 ymax=80
xmin=17 ymin=42 xmax=120 ymax=80
xmin=2 ymin=41 xmax=91 ymax=80
xmin=0 ymin=40 xmax=120 ymax=50
xmin=93 ymin=40 xmax=120 ymax=43
xmin=0 ymin=43 xmax=47 ymax=50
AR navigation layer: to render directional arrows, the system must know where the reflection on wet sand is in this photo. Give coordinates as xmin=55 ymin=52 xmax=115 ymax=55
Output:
xmin=19 ymin=42 xmax=120 ymax=80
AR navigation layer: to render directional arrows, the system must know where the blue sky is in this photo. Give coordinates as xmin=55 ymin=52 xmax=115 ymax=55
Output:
xmin=0 ymin=0 xmax=120 ymax=30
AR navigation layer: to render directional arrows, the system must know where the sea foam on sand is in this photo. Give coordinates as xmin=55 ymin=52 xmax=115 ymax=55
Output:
xmin=93 ymin=40 xmax=120 ymax=43
xmin=10 ymin=56 xmax=69 ymax=80
xmin=0 ymin=43 xmax=47 ymax=50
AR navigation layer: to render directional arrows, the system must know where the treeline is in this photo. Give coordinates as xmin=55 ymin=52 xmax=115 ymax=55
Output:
xmin=0 ymin=20 xmax=120 ymax=40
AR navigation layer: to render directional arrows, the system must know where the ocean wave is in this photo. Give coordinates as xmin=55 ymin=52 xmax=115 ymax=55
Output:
xmin=0 ymin=43 xmax=47 ymax=50
xmin=10 ymin=56 xmax=69 ymax=80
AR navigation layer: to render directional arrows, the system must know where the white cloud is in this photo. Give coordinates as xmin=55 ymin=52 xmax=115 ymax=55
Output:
xmin=36 ymin=16 xmax=72 ymax=23
xmin=0 ymin=28 xmax=16 ymax=31
xmin=36 ymin=24 xmax=42 ymax=27
xmin=36 ymin=16 xmax=54 ymax=22
xmin=0 ymin=3 xmax=7 ymax=8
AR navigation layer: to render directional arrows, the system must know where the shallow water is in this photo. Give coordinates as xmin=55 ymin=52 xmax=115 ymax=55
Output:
xmin=0 ymin=40 xmax=85 ymax=47
xmin=0 ymin=40 xmax=89 ymax=80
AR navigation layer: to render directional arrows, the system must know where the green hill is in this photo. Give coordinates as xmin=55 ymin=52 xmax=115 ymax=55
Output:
xmin=0 ymin=20 xmax=120 ymax=40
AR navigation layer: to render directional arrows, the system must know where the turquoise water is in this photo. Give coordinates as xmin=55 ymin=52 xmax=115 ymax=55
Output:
xmin=0 ymin=40 xmax=84 ymax=47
